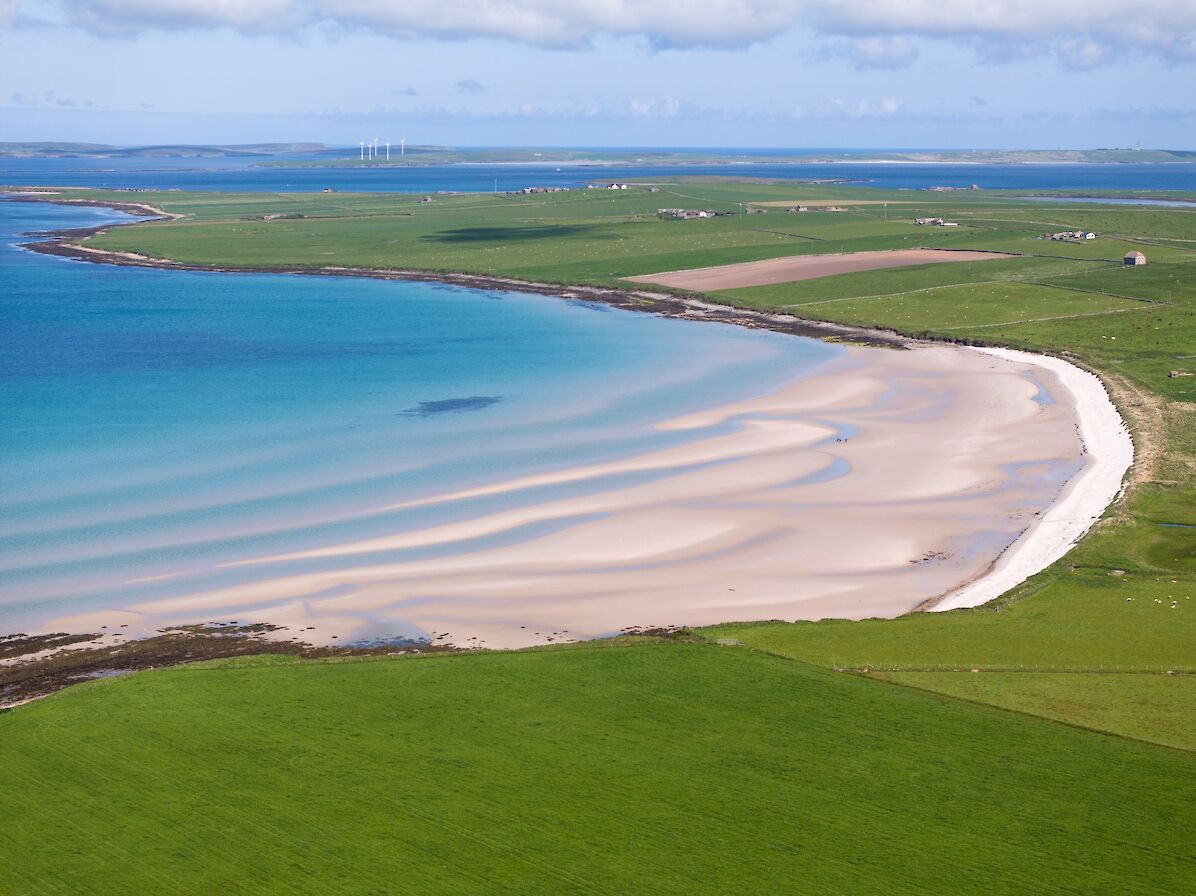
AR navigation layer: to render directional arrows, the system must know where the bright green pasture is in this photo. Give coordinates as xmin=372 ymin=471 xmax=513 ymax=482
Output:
xmin=702 ymin=562 xmax=1196 ymax=673
xmin=65 ymin=185 xmax=1077 ymax=287
xmin=874 ymin=671 xmax=1196 ymax=751
xmin=3 ymin=643 xmax=1193 ymax=895
xmin=748 ymin=280 xmax=1146 ymax=332
xmin=721 ymin=255 xmax=1196 ymax=400
xmin=718 ymin=255 xmax=1106 ymax=309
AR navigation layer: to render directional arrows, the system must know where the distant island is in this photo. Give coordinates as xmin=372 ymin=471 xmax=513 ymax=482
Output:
xmin=3 ymin=142 xmax=1195 ymax=166
xmin=0 ymin=141 xmax=328 ymax=158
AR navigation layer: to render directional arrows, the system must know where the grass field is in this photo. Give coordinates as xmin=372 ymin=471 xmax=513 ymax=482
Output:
xmin=3 ymin=643 xmax=1194 ymax=895
xmin=2 ymin=180 xmax=1194 ymax=892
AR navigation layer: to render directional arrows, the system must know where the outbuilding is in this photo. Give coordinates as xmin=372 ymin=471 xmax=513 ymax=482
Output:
xmin=1124 ymin=251 xmax=1148 ymax=266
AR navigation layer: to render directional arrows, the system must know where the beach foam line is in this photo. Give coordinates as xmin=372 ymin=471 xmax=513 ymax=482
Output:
xmin=930 ymin=348 xmax=1133 ymax=612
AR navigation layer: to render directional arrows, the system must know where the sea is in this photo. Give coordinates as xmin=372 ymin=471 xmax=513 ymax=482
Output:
xmin=2 ymin=153 xmax=1195 ymax=194
xmin=0 ymin=198 xmax=836 ymax=635
xmin=1 ymin=156 xmax=1193 ymax=638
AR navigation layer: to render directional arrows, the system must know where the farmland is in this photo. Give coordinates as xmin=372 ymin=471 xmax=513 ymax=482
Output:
xmin=2 ymin=179 xmax=1193 ymax=893
xmin=3 ymin=642 xmax=1194 ymax=895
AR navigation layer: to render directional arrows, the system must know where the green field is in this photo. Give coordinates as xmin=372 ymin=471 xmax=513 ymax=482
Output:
xmin=4 ymin=643 xmax=1194 ymax=895
xmin=3 ymin=181 xmax=1194 ymax=893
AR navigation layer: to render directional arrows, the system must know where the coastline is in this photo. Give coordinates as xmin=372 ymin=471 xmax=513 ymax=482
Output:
xmin=1 ymin=193 xmax=1136 ymax=671
xmin=927 ymin=347 xmax=1134 ymax=612
xmin=6 ymin=192 xmax=908 ymax=348
xmin=36 ymin=342 xmax=1101 ymax=653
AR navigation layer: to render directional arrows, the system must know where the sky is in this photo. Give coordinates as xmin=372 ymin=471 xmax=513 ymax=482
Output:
xmin=1 ymin=1 xmax=1194 ymax=148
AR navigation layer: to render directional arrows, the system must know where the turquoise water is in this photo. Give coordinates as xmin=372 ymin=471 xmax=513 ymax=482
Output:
xmin=0 ymin=200 xmax=838 ymax=632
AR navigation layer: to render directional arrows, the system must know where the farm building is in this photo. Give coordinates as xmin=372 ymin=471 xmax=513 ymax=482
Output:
xmin=1124 ymin=251 xmax=1148 ymax=266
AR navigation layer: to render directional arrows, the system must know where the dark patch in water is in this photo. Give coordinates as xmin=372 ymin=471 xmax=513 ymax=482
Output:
xmin=399 ymin=395 xmax=501 ymax=417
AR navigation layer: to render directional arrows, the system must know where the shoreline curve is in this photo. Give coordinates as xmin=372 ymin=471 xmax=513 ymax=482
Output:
xmin=4 ymin=192 xmax=1137 ymax=629
xmin=927 ymin=347 xmax=1134 ymax=612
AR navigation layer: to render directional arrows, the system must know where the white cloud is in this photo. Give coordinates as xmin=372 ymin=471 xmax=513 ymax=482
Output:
xmin=791 ymin=95 xmax=904 ymax=119
xmin=25 ymin=1 xmax=1196 ymax=64
xmin=822 ymin=34 xmax=918 ymax=68
xmin=1057 ymin=38 xmax=1116 ymax=70
xmin=59 ymin=0 xmax=303 ymax=34
xmin=628 ymin=95 xmax=682 ymax=118
xmin=810 ymin=1 xmax=1196 ymax=64
xmin=45 ymin=0 xmax=797 ymax=47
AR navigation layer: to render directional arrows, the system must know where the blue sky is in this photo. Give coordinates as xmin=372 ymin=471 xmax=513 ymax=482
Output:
xmin=1 ymin=1 xmax=1194 ymax=148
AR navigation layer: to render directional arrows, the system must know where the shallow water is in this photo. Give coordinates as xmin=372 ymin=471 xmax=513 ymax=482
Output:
xmin=0 ymin=200 xmax=838 ymax=633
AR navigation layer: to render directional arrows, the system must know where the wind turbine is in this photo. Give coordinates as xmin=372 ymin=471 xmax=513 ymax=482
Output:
xmin=359 ymin=141 xmax=365 ymax=161
xmin=385 ymin=141 xmax=390 ymax=161
xmin=400 ymin=136 xmax=406 ymax=157
xmin=373 ymin=137 xmax=379 ymax=160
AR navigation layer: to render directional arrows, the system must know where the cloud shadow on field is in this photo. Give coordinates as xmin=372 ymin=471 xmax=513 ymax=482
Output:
xmin=422 ymin=224 xmax=611 ymax=244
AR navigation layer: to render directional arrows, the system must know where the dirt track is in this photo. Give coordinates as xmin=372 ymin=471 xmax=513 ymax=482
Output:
xmin=626 ymin=248 xmax=1017 ymax=291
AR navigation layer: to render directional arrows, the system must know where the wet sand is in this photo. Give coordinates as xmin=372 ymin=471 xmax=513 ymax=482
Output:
xmin=48 ymin=342 xmax=1109 ymax=649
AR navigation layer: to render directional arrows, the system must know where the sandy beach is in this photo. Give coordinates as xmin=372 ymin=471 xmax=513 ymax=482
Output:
xmin=47 ymin=339 xmax=1124 ymax=649
xmin=929 ymin=347 xmax=1133 ymax=611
